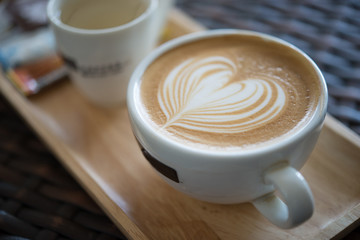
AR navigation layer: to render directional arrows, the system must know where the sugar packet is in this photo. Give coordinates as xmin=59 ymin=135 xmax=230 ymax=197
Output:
xmin=0 ymin=28 xmax=67 ymax=96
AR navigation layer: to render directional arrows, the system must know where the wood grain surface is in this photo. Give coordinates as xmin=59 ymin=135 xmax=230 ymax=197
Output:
xmin=0 ymin=9 xmax=359 ymax=240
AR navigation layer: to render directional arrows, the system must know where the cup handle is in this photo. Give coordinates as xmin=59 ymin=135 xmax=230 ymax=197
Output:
xmin=252 ymin=163 xmax=314 ymax=229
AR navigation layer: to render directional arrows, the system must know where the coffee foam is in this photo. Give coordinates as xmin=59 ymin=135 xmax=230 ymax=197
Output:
xmin=140 ymin=35 xmax=320 ymax=150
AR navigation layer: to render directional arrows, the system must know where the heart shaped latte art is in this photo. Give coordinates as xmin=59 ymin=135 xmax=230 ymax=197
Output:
xmin=158 ymin=55 xmax=286 ymax=133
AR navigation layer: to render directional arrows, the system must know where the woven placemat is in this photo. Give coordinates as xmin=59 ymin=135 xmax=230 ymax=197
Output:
xmin=0 ymin=95 xmax=126 ymax=239
xmin=0 ymin=0 xmax=359 ymax=240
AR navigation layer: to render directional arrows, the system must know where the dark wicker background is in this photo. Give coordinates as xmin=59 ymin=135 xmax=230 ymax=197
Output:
xmin=0 ymin=95 xmax=127 ymax=240
xmin=0 ymin=0 xmax=359 ymax=239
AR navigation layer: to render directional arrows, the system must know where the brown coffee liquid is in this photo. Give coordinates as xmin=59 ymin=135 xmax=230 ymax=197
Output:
xmin=139 ymin=35 xmax=321 ymax=150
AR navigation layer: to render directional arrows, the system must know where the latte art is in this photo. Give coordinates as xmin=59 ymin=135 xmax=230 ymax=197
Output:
xmin=158 ymin=55 xmax=286 ymax=133
xmin=140 ymin=35 xmax=320 ymax=150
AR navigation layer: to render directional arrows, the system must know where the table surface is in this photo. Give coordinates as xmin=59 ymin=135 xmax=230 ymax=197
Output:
xmin=0 ymin=0 xmax=359 ymax=239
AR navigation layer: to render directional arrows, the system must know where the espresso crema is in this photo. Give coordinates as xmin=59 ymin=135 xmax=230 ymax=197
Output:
xmin=139 ymin=35 xmax=321 ymax=150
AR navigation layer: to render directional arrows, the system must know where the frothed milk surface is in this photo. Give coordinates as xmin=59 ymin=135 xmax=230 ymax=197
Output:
xmin=139 ymin=35 xmax=321 ymax=150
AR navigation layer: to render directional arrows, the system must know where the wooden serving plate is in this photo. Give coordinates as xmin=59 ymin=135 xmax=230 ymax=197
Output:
xmin=1 ymin=9 xmax=359 ymax=240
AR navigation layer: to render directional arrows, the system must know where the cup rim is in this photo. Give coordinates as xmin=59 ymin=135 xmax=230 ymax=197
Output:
xmin=47 ymin=0 xmax=158 ymax=35
xmin=127 ymin=29 xmax=328 ymax=159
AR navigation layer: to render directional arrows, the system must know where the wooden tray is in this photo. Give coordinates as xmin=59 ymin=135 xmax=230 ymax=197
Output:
xmin=1 ymin=9 xmax=360 ymax=240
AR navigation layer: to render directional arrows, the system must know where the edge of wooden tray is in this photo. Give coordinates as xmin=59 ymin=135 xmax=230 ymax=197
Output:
xmin=0 ymin=69 xmax=148 ymax=240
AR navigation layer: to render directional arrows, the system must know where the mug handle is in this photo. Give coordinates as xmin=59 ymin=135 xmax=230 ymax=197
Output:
xmin=252 ymin=163 xmax=314 ymax=229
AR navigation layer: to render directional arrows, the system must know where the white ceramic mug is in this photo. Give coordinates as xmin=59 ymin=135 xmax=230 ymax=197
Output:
xmin=127 ymin=29 xmax=328 ymax=229
xmin=47 ymin=0 xmax=172 ymax=107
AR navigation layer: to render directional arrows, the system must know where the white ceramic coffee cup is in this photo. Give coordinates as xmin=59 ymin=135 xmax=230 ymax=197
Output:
xmin=127 ymin=29 xmax=328 ymax=229
xmin=47 ymin=0 xmax=172 ymax=107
